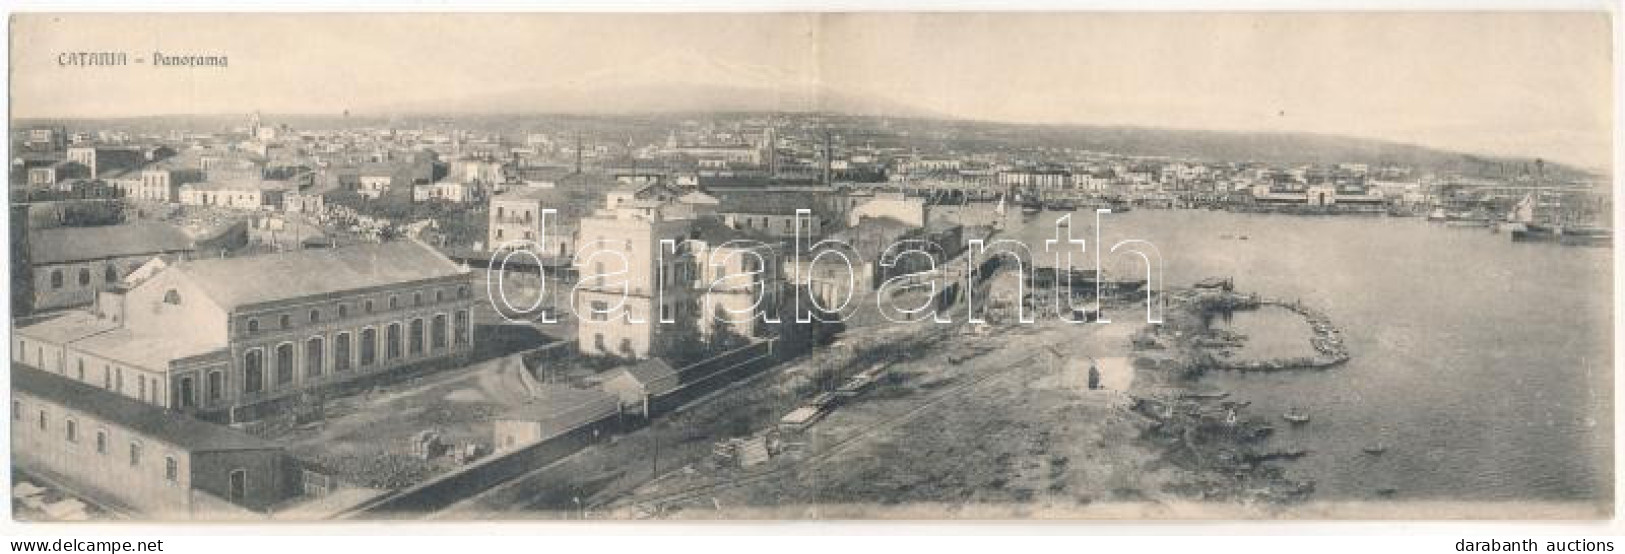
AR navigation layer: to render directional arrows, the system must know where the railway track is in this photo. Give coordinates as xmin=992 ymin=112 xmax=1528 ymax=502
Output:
xmin=612 ymin=347 xmax=1052 ymax=513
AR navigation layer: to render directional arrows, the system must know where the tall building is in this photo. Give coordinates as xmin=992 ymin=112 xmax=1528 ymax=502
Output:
xmin=573 ymin=203 xmax=694 ymax=359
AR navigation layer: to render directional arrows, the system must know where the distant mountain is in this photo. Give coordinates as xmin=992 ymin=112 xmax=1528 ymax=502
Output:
xmin=887 ymin=119 xmax=1603 ymax=181
xmin=378 ymin=83 xmax=940 ymax=120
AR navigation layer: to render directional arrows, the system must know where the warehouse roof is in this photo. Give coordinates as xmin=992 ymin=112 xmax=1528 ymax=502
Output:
xmin=172 ymin=239 xmax=466 ymax=310
xmin=13 ymin=364 xmax=281 ymax=453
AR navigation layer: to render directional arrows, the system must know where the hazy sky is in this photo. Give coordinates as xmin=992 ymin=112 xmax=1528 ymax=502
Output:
xmin=11 ymin=12 xmax=1614 ymax=169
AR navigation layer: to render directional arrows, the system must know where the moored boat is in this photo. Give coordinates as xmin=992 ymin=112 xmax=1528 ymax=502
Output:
xmin=1282 ymin=409 xmax=1310 ymax=424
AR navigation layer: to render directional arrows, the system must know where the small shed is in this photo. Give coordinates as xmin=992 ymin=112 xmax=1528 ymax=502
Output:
xmin=492 ymin=385 xmax=620 ymax=450
xmin=597 ymin=358 xmax=680 ymax=417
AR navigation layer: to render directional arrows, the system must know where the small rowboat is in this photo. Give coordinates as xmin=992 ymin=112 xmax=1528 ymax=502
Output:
xmin=1282 ymin=409 xmax=1310 ymax=424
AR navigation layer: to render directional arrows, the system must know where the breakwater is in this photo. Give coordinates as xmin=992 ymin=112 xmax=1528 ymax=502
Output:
xmin=1209 ymin=297 xmax=1351 ymax=372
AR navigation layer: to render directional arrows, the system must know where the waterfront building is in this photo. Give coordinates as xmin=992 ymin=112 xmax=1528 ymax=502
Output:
xmin=998 ymin=168 xmax=1074 ymax=190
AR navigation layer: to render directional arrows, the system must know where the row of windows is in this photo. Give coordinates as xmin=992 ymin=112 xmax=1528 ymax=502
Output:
xmin=47 ymin=265 xmax=121 ymax=290
xmin=240 ymin=311 xmax=470 ymax=395
xmin=243 ymin=286 xmax=471 ymax=335
xmin=14 ymin=401 xmax=180 ymax=483
xmin=19 ymin=340 xmax=163 ymax=407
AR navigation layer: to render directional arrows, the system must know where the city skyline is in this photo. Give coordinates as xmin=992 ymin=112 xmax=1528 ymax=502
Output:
xmin=10 ymin=12 xmax=1614 ymax=170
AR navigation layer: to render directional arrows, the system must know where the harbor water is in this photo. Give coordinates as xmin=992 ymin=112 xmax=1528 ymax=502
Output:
xmin=991 ymin=207 xmax=1613 ymax=502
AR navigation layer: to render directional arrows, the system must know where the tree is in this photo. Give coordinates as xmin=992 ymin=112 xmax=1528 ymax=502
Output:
xmin=708 ymin=303 xmax=748 ymax=353
xmin=654 ymin=294 xmax=707 ymax=366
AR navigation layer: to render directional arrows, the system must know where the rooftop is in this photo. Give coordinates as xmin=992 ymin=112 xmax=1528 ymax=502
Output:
xmin=29 ymin=221 xmax=195 ymax=265
xmin=72 ymin=327 xmax=225 ymax=372
xmin=171 ymin=239 xmax=467 ymax=311
xmin=498 ymin=383 xmax=620 ymax=425
xmin=14 ymin=310 xmax=119 ymax=345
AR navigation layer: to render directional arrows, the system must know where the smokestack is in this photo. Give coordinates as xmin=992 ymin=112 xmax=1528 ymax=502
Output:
xmin=822 ymin=130 xmax=833 ymax=186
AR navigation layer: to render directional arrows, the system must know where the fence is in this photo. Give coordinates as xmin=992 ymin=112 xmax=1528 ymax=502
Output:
xmin=336 ymin=339 xmax=776 ymax=518
xmin=336 ymin=412 xmax=619 ymax=517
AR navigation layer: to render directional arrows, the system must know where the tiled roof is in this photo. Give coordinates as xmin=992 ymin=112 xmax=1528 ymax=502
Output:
xmin=499 ymin=384 xmax=620 ymax=432
xmin=29 ymin=222 xmax=195 ymax=265
xmin=13 ymin=364 xmax=281 ymax=453
xmin=618 ymin=359 xmax=679 ymax=396
xmin=171 ymin=239 xmax=466 ymax=311
xmin=13 ymin=311 xmax=119 ymax=344
xmin=716 ymin=191 xmax=825 ymax=216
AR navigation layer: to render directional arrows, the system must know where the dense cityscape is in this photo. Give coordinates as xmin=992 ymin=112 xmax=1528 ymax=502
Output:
xmin=8 ymin=108 xmax=1613 ymax=521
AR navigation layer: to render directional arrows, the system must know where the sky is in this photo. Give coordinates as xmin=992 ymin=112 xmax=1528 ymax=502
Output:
xmin=10 ymin=12 xmax=1615 ymax=169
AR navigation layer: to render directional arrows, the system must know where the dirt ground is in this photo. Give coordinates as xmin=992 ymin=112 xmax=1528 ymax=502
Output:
xmin=597 ymin=312 xmax=1196 ymax=519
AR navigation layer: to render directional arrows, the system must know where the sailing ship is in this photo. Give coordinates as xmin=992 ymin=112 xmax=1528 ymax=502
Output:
xmin=1505 ymin=176 xmax=1612 ymax=246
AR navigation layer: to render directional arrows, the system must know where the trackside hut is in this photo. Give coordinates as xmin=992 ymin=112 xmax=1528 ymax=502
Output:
xmin=597 ymin=358 xmax=680 ymax=417
xmin=492 ymin=385 xmax=621 ymax=451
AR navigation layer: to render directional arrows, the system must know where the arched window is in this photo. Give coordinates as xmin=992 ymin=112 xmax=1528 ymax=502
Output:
xmin=431 ymin=314 xmax=447 ymax=349
xmin=207 ymin=371 xmax=222 ymax=403
xmin=454 ymin=310 xmax=470 ymax=345
xmin=334 ymin=332 xmax=352 ymax=372
xmin=409 ymin=319 xmax=425 ymax=355
xmin=163 ymin=289 xmax=181 ymax=305
xmin=243 ymin=350 xmax=264 ymax=393
xmin=50 ymin=270 xmax=63 ymax=289
xmin=275 ymin=343 xmax=294 ymax=384
xmin=360 ymin=328 xmax=377 ymax=366
xmin=78 ymin=268 xmax=91 ymax=286
xmin=306 ymin=337 xmax=324 ymax=377
xmin=386 ymin=324 xmax=402 ymax=360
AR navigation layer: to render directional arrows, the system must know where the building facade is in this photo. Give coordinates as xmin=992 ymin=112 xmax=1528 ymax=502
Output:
xmin=12 ymin=365 xmax=293 ymax=517
xmin=26 ymin=222 xmax=197 ymax=313
xmin=14 ymin=240 xmax=478 ymax=421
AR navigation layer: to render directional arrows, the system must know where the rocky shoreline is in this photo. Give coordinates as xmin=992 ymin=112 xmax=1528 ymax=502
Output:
xmin=1124 ymin=280 xmax=1355 ymax=506
xmin=1208 ymin=297 xmax=1351 ymax=372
